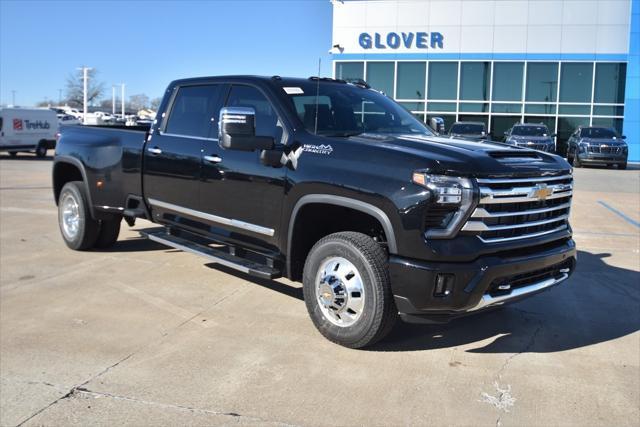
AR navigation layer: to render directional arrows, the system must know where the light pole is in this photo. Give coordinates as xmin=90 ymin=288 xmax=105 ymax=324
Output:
xmin=77 ymin=66 xmax=92 ymax=124
xmin=58 ymin=89 xmax=63 ymax=105
xmin=112 ymin=86 xmax=116 ymax=115
xmin=11 ymin=90 xmax=16 ymax=106
xmin=120 ymin=83 xmax=125 ymax=119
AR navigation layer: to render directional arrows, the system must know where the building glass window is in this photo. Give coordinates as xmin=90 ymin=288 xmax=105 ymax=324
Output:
xmin=427 ymin=102 xmax=456 ymax=112
xmin=492 ymin=62 xmax=524 ymax=101
xmin=491 ymin=115 xmax=521 ymax=141
xmin=593 ymin=105 xmax=624 ymax=116
xmin=458 ymin=115 xmax=488 ymax=128
xmin=492 ymin=103 xmax=522 ymax=114
xmin=525 ymin=62 xmax=558 ymax=103
xmin=366 ymin=62 xmax=395 ymax=97
xmin=559 ymin=63 xmax=593 ymax=103
xmin=459 ymin=103 xmax=489 ymax=113
xmin=525 ymin=104 xmax=556 ymax=115
xmin=558 ymin=105 xmax=590 ymax=115
xmin=460 ymin=62 xmax=491 ymax=100
xmin=335 ymin=62 xmax=364 ymax=81
xmin=399 ymin=102 xmax=424 ymax=112
xmin=594 ymin=63 xmax=626 ymax=104
xmin=428 ymin=62 xmax=457 ymax=100
xmin=592 ymin=117 xmax=624 ymax=133
xmin=397 ymin=62 xmax=426 ymax=99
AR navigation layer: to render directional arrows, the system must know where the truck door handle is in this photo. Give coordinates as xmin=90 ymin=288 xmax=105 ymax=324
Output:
xmin=147 ymin=147 xmax=162 ymax=155
xmin=204 ymin=155 xmax=222 ymax=163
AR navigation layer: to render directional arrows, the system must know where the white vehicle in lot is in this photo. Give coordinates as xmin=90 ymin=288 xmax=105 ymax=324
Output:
xmin=58 ymin=114 xmax=81 ymax=126
xmin=0 ymin=107 xmax=59 ymax=157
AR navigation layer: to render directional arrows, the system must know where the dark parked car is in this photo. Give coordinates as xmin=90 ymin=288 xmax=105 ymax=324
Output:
xmin=566 ymin=126 xmax=628 ymax=169
xmin=52 ymin=75 xmax=576 ymax=348
xmin=448 ymin=121 xmax=488 ymax=141
xmin=504 ymin=123 xmax=556 ymax=153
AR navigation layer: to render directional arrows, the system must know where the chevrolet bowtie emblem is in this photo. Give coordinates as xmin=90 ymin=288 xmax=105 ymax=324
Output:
xmin=529 ymin=183 xmax=553 ymax=200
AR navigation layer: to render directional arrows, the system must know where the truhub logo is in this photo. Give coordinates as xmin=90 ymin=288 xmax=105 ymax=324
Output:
xmin=13 ymin=119 xmax=50 ymax=131
xmin=358 ymin=31 xmax=444 ymax=50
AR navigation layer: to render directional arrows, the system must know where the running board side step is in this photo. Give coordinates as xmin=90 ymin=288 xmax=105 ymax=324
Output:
xmin=140 ymin=229 xmax=281 ymax=280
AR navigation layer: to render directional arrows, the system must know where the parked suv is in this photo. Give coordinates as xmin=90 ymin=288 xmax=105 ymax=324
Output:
xmin=566 ymin=126 xmax=628 ymax=169
xmin=448 ymin=121 xmax=488 ymax=141
xmin=504 ymin=123 xmax=556 ymax=153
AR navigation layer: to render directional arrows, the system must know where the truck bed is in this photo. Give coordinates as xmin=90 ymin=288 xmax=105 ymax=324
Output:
xmin=55 ymin=125 xmax=149 ymax=212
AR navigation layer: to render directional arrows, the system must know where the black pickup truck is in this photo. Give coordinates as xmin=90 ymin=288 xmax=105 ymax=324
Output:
xmin=53 ymin=76 xmax=576 ymax=348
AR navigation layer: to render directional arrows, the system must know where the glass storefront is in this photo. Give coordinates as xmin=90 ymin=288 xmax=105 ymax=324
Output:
xmin=335 ymin=60 xmax=626 ymax=151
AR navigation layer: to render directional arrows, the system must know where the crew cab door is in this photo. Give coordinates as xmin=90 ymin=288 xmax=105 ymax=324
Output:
xmin=199 ymin=84 xmax=287 ymax=249
xmin=143 ymin=84 xmax=224 ymax=226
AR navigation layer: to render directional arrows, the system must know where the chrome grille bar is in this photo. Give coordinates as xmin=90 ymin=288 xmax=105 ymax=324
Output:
xmin=462 ymin=214 xmax=569 ymax=232
xmin=476 ymin=174 xmax=572 ymax=184
xmin=471 ymin=202 xmax=571 ymax=218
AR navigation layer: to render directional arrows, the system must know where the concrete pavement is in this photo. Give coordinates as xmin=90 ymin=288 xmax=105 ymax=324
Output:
xmin=1 ymin=153 xmax=638 ymax=426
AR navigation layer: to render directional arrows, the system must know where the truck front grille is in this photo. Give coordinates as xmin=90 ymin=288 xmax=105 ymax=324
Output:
xmin=461 ymin=174 xmax=573 ymax=243
xmin=587 ymin=146 xmax=622 ymax=154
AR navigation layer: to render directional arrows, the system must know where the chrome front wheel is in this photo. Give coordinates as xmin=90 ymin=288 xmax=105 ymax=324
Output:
xmin=315 ymin=256 xmax=365 ymax=327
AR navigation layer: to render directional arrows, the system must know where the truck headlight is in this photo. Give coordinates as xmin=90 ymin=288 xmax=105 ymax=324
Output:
xmin=412 ymin=173 xmax=475 ymax=239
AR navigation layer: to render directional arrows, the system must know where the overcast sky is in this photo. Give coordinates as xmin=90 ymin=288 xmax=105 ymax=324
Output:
xmin=0 ymin=0 xmax=333 ymax=107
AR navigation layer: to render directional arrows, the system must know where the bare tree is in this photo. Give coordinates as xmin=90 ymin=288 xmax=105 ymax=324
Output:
xmin=150 ymin=97 xmax=162 ymax=111
xmin=128 ymin=94 xmax=150 ymax=111
xmin=65 ymin=68 xmax=105 ymax=108
xmin=35 ymin=100 xmax=52 ymax=107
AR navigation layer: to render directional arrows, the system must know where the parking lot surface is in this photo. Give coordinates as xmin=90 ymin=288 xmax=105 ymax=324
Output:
xmin=1 ymin=153 xmax=638 ymax=426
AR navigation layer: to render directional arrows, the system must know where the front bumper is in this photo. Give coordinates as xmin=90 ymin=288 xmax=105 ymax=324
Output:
xmin=578 ymin=151 xmax=627 ymax=163
xmin=389 ymin=238 xmax=576 ymax=323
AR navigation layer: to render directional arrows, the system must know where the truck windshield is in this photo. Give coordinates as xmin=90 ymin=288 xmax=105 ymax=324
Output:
xmin=282 ymin=81 xmax=433 ymax=137
xmin=512 ymin=125 xmax=548 ymax=136
xmin=581 ymin=127 xmax=617 ymax=139
xmin=450 ymin=123 xmax=484 ymax=135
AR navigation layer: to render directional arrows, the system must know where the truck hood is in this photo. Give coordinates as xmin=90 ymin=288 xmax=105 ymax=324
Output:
xmin=339 ymin=133 xmax=568 ymax=177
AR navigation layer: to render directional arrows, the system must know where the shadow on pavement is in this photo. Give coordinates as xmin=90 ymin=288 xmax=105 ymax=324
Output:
xmin=105 ymin=236 xmax=639 ymax=353
xmin=96 ymin=237 xmax=168 ymax=253
xmin=371 ymin=250 xmax=640 ymax=352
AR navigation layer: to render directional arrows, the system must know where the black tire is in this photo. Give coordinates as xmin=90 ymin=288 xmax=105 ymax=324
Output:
xmin=95 ymin=217 xmax=122 ymax=248
xmin=618 ymin=162 xmax=627 ymax=170
xmin=57 ymin=181 xmax=100 ymax=250
xmin=566 ymin=148 xmax=574 ymax=166
xmin=35 ymin=144 xmax=47 ymax=158
xmin=302 ymin=231 xmax=398 ymax=349
xmin=9 ymin=152 xmax=18 ymax=158
xmin=573 ymin=151 xmax=582 ymax=168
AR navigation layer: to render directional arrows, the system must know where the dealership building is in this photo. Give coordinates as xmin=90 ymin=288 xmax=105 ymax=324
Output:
xmin=331 ymin=0 xmax=639 ymax=161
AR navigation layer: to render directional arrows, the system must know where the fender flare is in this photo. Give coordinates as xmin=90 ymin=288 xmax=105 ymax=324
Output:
xmin=287 ymin=194 xmax=398 ymax=272
xmin=52 ymin=156 xmax=95 ymax=217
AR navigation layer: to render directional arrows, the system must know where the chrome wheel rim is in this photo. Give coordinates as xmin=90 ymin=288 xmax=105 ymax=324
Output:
xmin=315 ymin=257 xmax=365 ymax=327
xmin=61 ymin=193 xmax=80 ymax=240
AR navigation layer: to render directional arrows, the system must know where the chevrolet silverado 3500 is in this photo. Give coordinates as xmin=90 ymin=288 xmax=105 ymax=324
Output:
xmin=53 ymin=76 xmax=576 ymax=348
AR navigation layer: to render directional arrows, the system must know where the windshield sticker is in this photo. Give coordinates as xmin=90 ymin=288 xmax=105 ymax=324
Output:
xmin=303 ymin=144 xmax=333 ymax=155
xmin=283 ymin=87 xmax=304 ymax=95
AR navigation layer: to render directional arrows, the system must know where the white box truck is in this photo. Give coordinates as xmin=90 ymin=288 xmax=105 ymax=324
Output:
xmin=0 ymin=108 xmax=59 ymax=157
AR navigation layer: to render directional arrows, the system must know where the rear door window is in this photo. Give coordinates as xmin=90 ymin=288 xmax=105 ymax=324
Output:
xmin=165 ymin=85 xmax=223 ymax=138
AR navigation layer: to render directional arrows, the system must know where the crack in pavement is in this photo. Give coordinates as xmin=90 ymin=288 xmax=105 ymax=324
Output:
xmin=479 ymin=308 xmax=545 ymax=426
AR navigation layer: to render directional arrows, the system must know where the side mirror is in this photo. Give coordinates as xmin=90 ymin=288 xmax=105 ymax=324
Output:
xmin=218 ymin=107 xmax=274 ymax=151
xmin=428 ymin=116 xmax=445 ymax=135
xmin=621 ymin=135 xmax=627 ymax=139
xmin=503 ymin=131 xmax=509 ymax=136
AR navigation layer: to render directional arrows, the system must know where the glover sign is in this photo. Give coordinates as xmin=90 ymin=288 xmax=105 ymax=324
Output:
xmin=358 ymin=31 xmax=444 ymax=50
